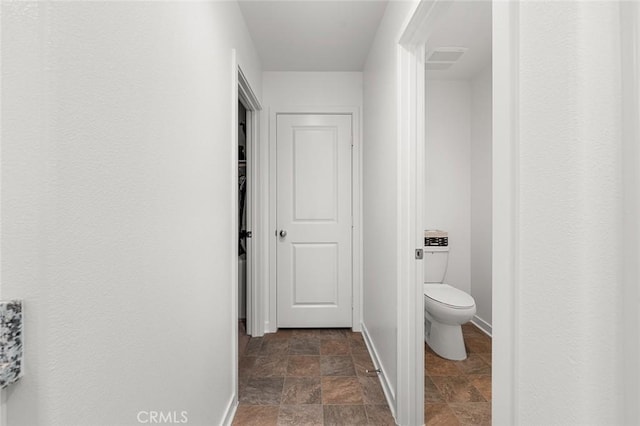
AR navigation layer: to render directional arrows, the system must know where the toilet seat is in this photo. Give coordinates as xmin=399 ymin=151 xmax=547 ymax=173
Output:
xmin=424 ymin=284 xmax=475 ymax=309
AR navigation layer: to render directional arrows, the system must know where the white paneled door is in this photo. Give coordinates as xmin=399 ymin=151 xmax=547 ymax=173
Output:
xmin=276 ymin=114 xmax=353 ymax=327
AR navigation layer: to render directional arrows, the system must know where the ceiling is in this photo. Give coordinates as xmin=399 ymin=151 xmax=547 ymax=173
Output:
xmin=238 ymin=0 xmax=389 ymax=71
xmin=425 ymin=1 xmax=492 ymax=80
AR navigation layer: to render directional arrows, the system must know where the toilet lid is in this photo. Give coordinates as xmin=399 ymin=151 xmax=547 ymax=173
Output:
xmin=424 ymin=284 xmax=475 ymax=308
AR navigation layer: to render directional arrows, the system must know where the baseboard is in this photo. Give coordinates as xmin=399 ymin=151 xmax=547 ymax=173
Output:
xmin=360 ymin=323 xmax=397 ymax=421
xmin=264 ymin=320 xmax=277 ymax=334
xmin=221 ymin=393 xmax=238 ymax=426
xmin=471 ymin=315 xmax=492 ymax=337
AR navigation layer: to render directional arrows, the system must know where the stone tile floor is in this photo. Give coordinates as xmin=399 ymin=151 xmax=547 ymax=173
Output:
xmin=425 ymin=323 xmax=492 ymax=426
xmin=234 ymin=323 xmax=491 ymax=425
xmin=234 ymin=328 xmax=394 ymax=425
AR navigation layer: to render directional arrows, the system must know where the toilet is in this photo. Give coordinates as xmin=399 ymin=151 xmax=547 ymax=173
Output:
xmin=424 ymin=242 xmax=476 ymax=361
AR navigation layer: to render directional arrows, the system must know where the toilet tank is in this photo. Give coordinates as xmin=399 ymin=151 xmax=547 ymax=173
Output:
xmin=424 ymin=247 xmax=449 ymax=283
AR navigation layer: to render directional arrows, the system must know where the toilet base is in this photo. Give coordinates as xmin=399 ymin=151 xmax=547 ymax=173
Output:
xmin=425 ymin=314 xmax=468 ymax=361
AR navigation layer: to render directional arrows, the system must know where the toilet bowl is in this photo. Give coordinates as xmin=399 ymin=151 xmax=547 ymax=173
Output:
xmin=424 ymin=283 xmax=476 ymax=360
xmin=423 ymin=235 xmax=476 ymax=360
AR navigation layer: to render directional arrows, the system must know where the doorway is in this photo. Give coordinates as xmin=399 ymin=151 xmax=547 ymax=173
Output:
xmin=267 ymin=106 xmax=362 ymax=333
xmin=275 ymin=113 xmax=354 ymax=328
xmin=233 ymin=60 xmax=262 ymax=413
xmin=423 ymin=1 xmax=493 ymax=423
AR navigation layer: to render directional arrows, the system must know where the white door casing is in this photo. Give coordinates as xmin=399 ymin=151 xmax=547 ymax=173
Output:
xmin=276 ymin=114 xmax=353 ymax=328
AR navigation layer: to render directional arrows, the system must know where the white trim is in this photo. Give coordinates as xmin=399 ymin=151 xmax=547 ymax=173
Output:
xmin=399 ymin=0 xmax=451 ymax=47
xmin=395 ymin=41 xmax=424 ymax=426
xmin=0 ymin=0 xmax=4 ymax=420
xmin=230 ymin=53 xmax=262 ymax=426
xmin=221 ymin=394 xmax=239 ymax=426
xmin=238 ymin=65 xmax=263 ymax=337
xmin=267 ymin=105 xmax=362 ymax=332
xmin=620 ymin=2 xmax=640 ymax=424
xmin=471 ymin=315 xmax=493 ymax=338
xmin=230 ymin=49 xmax=239 ymax=420
xmin=492 ymin=2 xmax=519 ymax=424
xmin=238 ymin=67 xmax=262 ymax=112
xmin=395 ymin=1 xmax=454 ymax=424
xmin=361 ymin=322 xmax=397 ymax=422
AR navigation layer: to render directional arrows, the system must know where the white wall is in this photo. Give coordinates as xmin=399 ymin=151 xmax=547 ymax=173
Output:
xmin=362 ymin=0 xmax=418 ymax=407
xmin=425 ymin=80 xmax=471 ymax=295
xmin=260 ymin=72 xmax=363 ymax=334
xmin=1 ymin=2 xmax=261 ymax=424
xmin=262 ymin=72 xmax=362 ymax=107
xmin=470 ymin=65 xmax=492 ymax=330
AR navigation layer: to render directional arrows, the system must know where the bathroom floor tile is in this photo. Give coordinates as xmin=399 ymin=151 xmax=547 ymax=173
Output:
xmin=461 ymin=323 xmax=485 ymax=338
xmin=320 ymin=356 xmax=356 ymax=376
xmin=253 ymin=356 xmax=289 ymax=377
xmin=245 ymin=338 xmax=263 ymax=356
xmin=316 ymin=329 xmax=349 ymax=340
xmin=233 ymin=405 xmax=279 ymax=426
xmin=289 ymin=337 xmax=321 ymax=355
xmin=425 ymin=403 xmax=461 ymax=426
xmin=455 ymin=353 xmax=491 ymax=376
xmin=477 ymin=352 xmax=492 ymax=366
xmin=282 ymin=377 xmax=322 ymax=405
xmin=424 ymin=323 xmax=492 ymax=425
xmin=352 ymin=352 xmax=376 ymax=377
xmin=365 ymin=404 xmax=395 ymax=425
xmin=425 ymin=352 xmax=462 ymax=376
xmin=287 ymin=356 xmax=321 ymax=377
xmin=358 ymin=376 xmax=387 ymax=405
xmin=320 ymin=338 xmax=351 ymax=355
xmin=431 ymin=376 xmax=486 ymax=403
xmin=240 ymin=377 xmax=284 ymax=405
xmin=349 ymin=337 xmax=369 ymax=354
xmin=468 ymin=375 xmax=491 ymax=401
xmin=321 ymin=377 xmax=364 ymax=404
xmin=424 ymin=376 xmax=444 ymax=403
xmin=293 ymin=329 xmax=321 ymax=338
xmin=448 ymin=402 xmax=491 ymax=425
xmin=323 ymin=405 xmax=368 ymax=425
xmin=464 ymin=336 xmax=492 ymax=354
xmin=261 ymin=339 xmax=290 ymax=356
xmin=277 ymin=404 xmax=323 ymax=426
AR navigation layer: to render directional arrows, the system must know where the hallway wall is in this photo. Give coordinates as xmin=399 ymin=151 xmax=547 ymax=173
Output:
xmin=1 ymin=2 xmax=261 ymax=424
xmin=362 ymin=0 xmax=419 ymax=409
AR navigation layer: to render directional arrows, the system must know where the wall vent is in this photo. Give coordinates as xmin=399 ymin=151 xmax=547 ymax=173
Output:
xmin=425 ymin=47 xmax=468 ymax=71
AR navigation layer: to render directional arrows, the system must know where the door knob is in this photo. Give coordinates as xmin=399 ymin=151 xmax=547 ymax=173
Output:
xmin=279 ymin=230 xmax=287 ymax=238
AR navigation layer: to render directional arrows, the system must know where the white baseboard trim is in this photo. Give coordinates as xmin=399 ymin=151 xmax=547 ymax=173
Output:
xmin=265 ymin=320 xmax=277 ymax=334
xmin=360 ymin=322 xmax=397 ymax=421
xmin=221 ymin=393 xmax=238 ymax=426
xmin=471 ymin=315 xmax=492 ymax=337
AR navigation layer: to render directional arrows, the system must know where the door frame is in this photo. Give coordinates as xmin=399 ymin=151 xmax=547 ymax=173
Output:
xmin=230 ymin=52 xmax=262 ymax=422
xmin=395 ymin=0 xmax=516 ymax=424
xmin=268 ymin=106 xmax=362 ymax=333
xmin=621 ymin=2 xmax=640 ymax=423
xmin=237 ymin=66 xmax=262 ymax=337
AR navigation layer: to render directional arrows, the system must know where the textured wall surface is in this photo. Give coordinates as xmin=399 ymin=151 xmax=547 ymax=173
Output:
xmin=516 ymin=2 xmax=623 ymax=423
xmin=425 ymin=80 xmax=471 ymax=295
xmin=362 ymin=0 xmax=417 ymax=403
xmin=1 ymin=2 xmax=261 ymax=424
xmin=470 ymin=65 xmax=492 ymax=329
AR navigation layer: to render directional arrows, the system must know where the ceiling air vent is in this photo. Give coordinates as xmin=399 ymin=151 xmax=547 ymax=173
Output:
xmin=425 ymin=47 xmax=467 ymax=71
